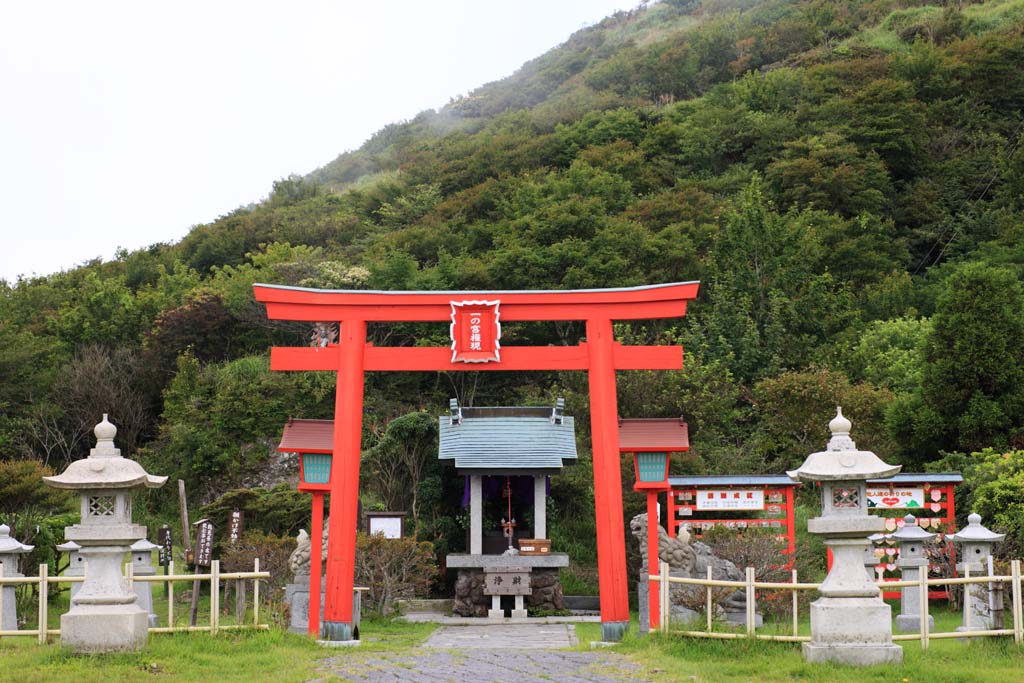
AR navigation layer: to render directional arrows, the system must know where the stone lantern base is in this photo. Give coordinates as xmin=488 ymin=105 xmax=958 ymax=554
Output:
xmin=61 ymin=603 xmax=149 ymax=652
xmin=803 ymin=597 xmax=902 ymax=665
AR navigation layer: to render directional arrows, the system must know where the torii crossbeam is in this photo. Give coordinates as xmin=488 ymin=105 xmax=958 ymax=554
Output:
xmin=255 ymin=281 xmax=700 ymax=642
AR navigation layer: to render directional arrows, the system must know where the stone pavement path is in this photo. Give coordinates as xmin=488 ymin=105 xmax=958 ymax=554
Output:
xmin=312 ymin=624 xmax=652 ymax=683
xmin=422 ymin=623 xmax=578 ymax=648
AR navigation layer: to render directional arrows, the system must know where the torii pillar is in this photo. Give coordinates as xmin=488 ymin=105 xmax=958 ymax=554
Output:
xmin=254 ymin=282 xmax=700 ymax=642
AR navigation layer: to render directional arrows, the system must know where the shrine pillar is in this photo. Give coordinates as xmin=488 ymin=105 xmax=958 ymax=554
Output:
xmin=647 ymin=491 xmax=660 ymax=629
xmin=322 ymin=319 xmax=366 ymax=642
xmin=308 ymin=491 xmax=324 ymax=636
xmin=534 ymin=476 xmax=546 ymax=540
xmin=470 ymin=475 xmax=483 ymax=555
xmin=586 ymin=317 xmax=630 ymax=641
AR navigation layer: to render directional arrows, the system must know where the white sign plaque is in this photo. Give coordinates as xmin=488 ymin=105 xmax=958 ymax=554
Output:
xmin=368 ymin=516 xmax=403 ymax=539
xmin=696 ymin=489 xmax=765 ymax=511
xmin=867 ymin=487 xmax=924 ymax=509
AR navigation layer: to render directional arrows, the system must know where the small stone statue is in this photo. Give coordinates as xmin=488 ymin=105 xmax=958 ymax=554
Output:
xmin=630 ymin=513 xmax=747 ymax=620
xmin=288 ymin=522 xmax=330 ymax=577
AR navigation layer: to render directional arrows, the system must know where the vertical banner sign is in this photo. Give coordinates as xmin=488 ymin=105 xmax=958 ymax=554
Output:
xmin=229 ymin=510 xmax=244 ymax=544
xmin=194 ymin=519 xmax=214 ymax=567
xmin=157 ymin=525 xmax=173 ymax=567
xmin=450 ymin=300 xmax=501 ymax=363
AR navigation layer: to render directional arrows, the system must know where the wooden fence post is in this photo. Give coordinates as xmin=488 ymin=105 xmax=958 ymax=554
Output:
xmin=235 ymin=578 xmax=246 ymax=624
xmin=168 ymin=560 xmax=175 ymax=628
xmin=919 ymin=572 xmax=929 ymax=650
xmin=792 ymin=568 xmax=799 ymax=638
xmin=706 ymin=565 xmax=713 ymax=632
xmin=211 ymin=560 xmax=220 ymax=635
xmin=38 ymin=563 xmax=48 ymax=644
xmin=1012 ymin=560 xmax=1022 ymax=645
xmin=253 ymin=558 xmax=260 ymax=627
xmin=745 ymin=567 xmax=755 ymax=637
xmin=659 ymin=561 xmax=670 ymax=633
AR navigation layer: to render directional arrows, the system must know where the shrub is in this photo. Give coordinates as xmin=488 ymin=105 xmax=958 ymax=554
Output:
xmin=354 ymin=533 xmax=436 ymax=616
xmin=220 ymin=531 xmax=296 ymax=629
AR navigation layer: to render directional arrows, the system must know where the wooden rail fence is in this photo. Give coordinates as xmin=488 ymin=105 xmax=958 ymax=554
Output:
xmin=651 ymin=558 xmax=1024 ymax=648
xmin=0 ymin=559 xmax=270 ymax=642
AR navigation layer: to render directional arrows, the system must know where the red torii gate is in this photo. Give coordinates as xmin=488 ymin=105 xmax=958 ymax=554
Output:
xmin=254 ymin=281 xmax=700 ymax=642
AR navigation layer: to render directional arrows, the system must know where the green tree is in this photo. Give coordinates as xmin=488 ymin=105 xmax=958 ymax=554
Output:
xmin=751 ymin=368 xmax=896 ymax=472
xmin=765 ymin=133 xmax=891 ymax=217
xmin=363 ymin=411 xmax=438 ymax=531
xmin=846 ymin=317 xmax=931 ymax=394
xmin=894 ymin=264 xmax=1024 ymax=458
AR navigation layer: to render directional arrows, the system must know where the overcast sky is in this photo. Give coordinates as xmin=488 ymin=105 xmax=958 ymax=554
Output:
xmin=0 ymin=1 xmax=638 ymax=283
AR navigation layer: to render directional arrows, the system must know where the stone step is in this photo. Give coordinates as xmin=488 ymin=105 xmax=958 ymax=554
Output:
xmin=397 ymin=598 xmax=453 ymax=614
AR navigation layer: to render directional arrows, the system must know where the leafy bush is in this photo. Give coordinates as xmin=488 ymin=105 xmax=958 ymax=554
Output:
xmin=201 ymin=485 xmax=313 ymax=543
xmin=942 ymin=448 xmax=1024 ymax=557
xmin=220 ymin=531 xmax=296 ymax=629
xmin=354 ymin=533 xmax=436 ymax=616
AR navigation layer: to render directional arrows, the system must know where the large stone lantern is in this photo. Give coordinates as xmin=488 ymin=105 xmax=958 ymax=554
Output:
xmin=892 ymin=514 xmax=935 ymax=631
xmin=42 ymin=414 xmax=167 ymax=652
xmin=788 ymin=408 xmax=903 ymax=665
xmin=0 ymin=524 xmax=34 ymax=631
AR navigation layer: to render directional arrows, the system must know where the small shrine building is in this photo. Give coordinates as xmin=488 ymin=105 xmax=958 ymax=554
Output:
xmin=441 ymin=398 xmax=577 ymax=618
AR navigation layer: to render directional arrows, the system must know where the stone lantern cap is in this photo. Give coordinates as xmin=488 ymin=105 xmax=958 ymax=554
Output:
xmin=787 ymin=408 xmax=901 ymax=482
xmin=0 ymin=524 xmax=34 ymax=554
xmin=891 ymin=515 xmax=935 ymax=543
xmin=43 ymin=415 xmax=167 ymax=491
xmin=951 ymin=513 xmax=1005 ymax=543
xmin=130 ymin=539 xmax=159 ymax=553
xmin=56 ymin=540 xmax=82 ymax=552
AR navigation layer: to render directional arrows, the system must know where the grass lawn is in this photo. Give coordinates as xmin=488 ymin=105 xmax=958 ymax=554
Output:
xmin=0 ymin=617 xmax=437 ymax=683
xmin=573 ymin=604 xmax=1024 ymax=683
xmin=5 ymin=600 xmax=1024 ymax=683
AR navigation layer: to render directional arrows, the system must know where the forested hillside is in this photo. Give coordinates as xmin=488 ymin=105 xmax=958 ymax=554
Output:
xmin=4 ymin=0 xmax=1024 ymax=566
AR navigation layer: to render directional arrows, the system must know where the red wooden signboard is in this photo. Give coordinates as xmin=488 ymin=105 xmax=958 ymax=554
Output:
xmin=449 ymin=300 xmax=501 ymax=363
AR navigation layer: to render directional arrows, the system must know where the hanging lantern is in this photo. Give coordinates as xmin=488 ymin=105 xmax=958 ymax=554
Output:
xmin=299 ymin=452 xmax=333 ymax=492
xmin=634 ymin=452 xmax=669 ymax=489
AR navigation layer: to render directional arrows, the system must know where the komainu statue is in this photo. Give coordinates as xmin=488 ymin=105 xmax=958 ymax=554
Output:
xmin=630 ymin=513 xmax=747 ymax=619
xmin=288 ymin=522 xmax=330 ymax=577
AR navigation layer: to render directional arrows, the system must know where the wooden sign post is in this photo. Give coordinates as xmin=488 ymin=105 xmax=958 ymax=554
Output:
xmin=177 ymin=479 xmax=201 ymax=626
xmin=157 ymin=525 xmax=172 ymax=599
xmin=228 ymin=510 xmax=246 ymax=621
xmin=191 ymin=518 xmax=214 ymax=626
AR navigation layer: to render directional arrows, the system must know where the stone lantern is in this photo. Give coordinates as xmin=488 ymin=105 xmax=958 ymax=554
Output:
xmin=57 ymin=541 xmax=84 ymax=599
xmin=952 ymin=513 xmax=1005 ymax=632
xmin=0 ymin=524 xmax=34 ymax=631
xmin=130 ymin=539 xmax=160 ymax=627
xmin=788 ymin=407 xmax=903 ymax=665
xmin=892 ymin=514 xmax=935 ymax=632
xmin=42 ymin=414 xmax=167 ymax=652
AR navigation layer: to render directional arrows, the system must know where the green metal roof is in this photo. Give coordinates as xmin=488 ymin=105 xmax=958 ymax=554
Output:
xmin=438 ymin=408 xmax=577 ymax=472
